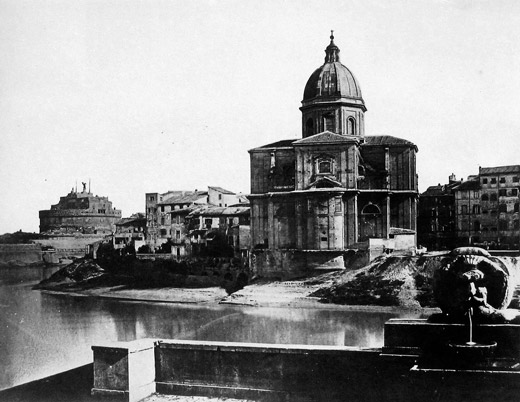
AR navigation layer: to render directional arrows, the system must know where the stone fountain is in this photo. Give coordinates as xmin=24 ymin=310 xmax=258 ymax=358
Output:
xmin=383 ymin=247 xmax=520 ymax=373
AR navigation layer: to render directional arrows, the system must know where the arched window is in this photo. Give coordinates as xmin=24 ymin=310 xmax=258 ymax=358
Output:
xmin=347 ymin=117 xmax=356 ymax=135
xmin=361 ymin=203 xmax=381 ymax=215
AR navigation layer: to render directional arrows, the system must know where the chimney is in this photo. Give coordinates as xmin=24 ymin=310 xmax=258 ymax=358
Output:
xmin=449 ymin=173 xmax=457 ymax=183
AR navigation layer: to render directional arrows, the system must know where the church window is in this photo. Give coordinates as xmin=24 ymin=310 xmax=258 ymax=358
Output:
xmin=347 ymin=117 xmax=356 ymax=135
xmin=323 ymin=113 xmax=334 ymax=132
xmin=318 ymin=160 xmax=332 ymax=174
xmin=306 ymin=118 xmax=314 ymax=135
xmin=361 ymin=203 xmax=381 ymax=215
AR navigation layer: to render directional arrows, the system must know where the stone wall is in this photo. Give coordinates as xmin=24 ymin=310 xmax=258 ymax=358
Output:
xmin=91 ymin=339 xmax=410 ymax=402
xmin=250 ymin=249 xmax=368 ymax=280
xmin=33 ymin=236 xmax=104 ymax=259
xmin=0 ymin=244 xmax=42 ymax=265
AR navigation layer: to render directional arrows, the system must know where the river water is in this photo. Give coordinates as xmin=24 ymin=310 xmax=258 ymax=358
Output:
xmin=0 ymin=265 xmax=424 ymax=390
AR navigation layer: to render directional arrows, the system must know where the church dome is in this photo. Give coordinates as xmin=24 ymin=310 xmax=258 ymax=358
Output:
xmin=302 ymin=33 xmax=365 ymax=109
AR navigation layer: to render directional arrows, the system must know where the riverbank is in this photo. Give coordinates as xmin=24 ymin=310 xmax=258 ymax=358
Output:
xmin=36 ymin=254 xmax=448 ymax=313
xmin=34 ymin=250 xmax=520 ymax=311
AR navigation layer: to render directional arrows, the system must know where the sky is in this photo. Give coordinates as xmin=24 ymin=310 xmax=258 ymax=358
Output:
xmin=1 ymin=0 xmax=520 ymax=234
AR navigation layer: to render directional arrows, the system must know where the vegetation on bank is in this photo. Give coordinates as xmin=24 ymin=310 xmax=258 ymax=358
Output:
xmin=35 ymin=243 xmax=249 ymax=294
xmin=0 ymin=231 xmax=44 ymax=244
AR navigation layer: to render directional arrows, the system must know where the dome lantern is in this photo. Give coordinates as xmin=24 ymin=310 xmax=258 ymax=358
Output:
xmin=324 ymin=30 xmax=340 ymax=63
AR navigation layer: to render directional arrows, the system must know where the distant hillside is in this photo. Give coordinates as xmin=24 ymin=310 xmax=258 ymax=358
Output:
xmin=0 ymin=231 xmax=44 ymax=244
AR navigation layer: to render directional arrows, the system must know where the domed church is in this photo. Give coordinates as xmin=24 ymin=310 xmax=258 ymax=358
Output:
xmin=248 ymin=33 xmax=418 ymax=277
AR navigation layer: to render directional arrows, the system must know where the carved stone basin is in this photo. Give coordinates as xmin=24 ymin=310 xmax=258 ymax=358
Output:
xmin=448 ymin=341 xmax=497 ymax=366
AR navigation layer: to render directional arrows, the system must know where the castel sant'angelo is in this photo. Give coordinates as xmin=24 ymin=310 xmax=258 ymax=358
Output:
xmin=39 ymin=182 xmax=121 ymax=235
xmin=248 ymin=33 xmax=418 ymax=277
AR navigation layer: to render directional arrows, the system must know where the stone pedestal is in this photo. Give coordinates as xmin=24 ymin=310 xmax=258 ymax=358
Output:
xmin=91 ymin=339 xmax=156 ymax=402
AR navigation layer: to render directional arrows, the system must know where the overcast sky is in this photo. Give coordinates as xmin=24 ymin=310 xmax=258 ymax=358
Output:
xmin=1 ymin=0 xmax=520 ymax=233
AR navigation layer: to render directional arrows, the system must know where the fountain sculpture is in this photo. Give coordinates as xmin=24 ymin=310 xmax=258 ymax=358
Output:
xmin=432 ymin=247 xmax=520 ymax=325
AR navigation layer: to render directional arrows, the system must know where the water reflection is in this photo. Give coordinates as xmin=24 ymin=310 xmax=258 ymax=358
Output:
xmin=0 ymin=266 xmax=424 ymax=390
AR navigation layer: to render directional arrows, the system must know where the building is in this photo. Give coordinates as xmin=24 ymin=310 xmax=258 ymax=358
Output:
xmin=418 ymin=166 xmax=520 ymax=250
xmin=208 ymin=186 xmax=248 ymax=207
xmin=145 ymin=190 xmax=208 ymax=250
xmin=145 ymin=187 xmax=247 ymax=252
xmin=248 ymin=33 xmax=418 ymax=277
xmin=39 ymin=183 xmax=121 ymax=235
xmin=457 ymin=166 xmax=520 ymax=248
xmin=417 ymin=174 xmax=460 ymax=250
xmin=113 ymin=213 xmax=146 ymax=251
xmin=185 ymin=205 xmax=251 ymax=258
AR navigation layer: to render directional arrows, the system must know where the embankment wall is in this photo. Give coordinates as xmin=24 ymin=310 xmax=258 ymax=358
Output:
xmin=0 ymin=244 xmax=42 ymax=265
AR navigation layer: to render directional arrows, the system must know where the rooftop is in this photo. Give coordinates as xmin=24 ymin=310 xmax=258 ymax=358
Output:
xmin=160 ymin=191 xmax=208 ymax=205
xmin=208 ymin=186 xmax=235 ymax=195
xmin=363 ymin=135 xmax=418 ymax=150
xmin=480 ymin=165 xmax=520 ymax=175
xmin=293 ymin=131 xmax=360 ymax=146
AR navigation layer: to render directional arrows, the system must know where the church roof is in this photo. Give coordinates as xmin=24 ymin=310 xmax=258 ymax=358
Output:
xmin=251 ymin=134 xmax=418 ymax=152
xmin=363 ymin=135 xmax=418 ymax=150
xmin=293 ymin=131 xmax=360 ymax=146
xmin=302 ymin=32 xmax=365 ymax=110
xmin=256 ymin=139 xmax=297 ymax=149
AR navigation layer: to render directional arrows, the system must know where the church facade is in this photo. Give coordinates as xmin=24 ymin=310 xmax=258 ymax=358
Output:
xmin=248 ymin=34 xmax=418 ymax=277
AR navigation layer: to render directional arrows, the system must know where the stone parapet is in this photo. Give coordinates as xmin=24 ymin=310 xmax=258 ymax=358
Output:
xmin=91 ymin=339 xmax=156 ymax=402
